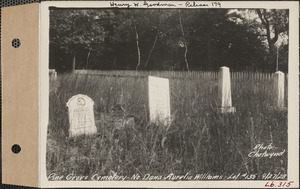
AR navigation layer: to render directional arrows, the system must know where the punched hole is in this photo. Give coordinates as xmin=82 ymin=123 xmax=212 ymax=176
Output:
xmin=12 ymin=38 xmax=21 ymax=48
xmin=11 ymin=144 xmax=21 ymax=154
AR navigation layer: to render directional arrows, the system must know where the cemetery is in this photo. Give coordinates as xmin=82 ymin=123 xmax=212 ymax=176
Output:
xmin=47 ymin=68 xmax=287 ymax=180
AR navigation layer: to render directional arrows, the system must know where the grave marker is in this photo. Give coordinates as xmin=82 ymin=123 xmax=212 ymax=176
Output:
xmin=218 ymin=66 xmax=236 ymax=113
xmin=274 ymin=71 xmax=285 ymax=108
xmin=49 ymin=69 xmax=57 ymax=79
xmin=148 ymin=76 xmax=171 ymax=126
xmin=66 ymin=94 xmax=97 ymax=137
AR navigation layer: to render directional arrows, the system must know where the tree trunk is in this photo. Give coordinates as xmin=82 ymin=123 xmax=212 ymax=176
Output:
xmin=183 ymin=42 xmax=189 ymax=71
xmin=144 ymin=30 xmax=159 ymax=69
xmin=72 ymin=55 xmax=76 ymax=72
xmin=206 ymin=25 xmax=213 ymax=70
xmin=86 ymin=48 xmax=91 ymax=69
xmin=112 ymin=56 xmax=117 ymax=69
xmin=256 ymin=9 xmax=279 ymax=71
xmin=178 ymin=10 xmax=189 ymax=71
xmin=72 ymin=10 xmax=76 ymax=72
xmin=269 ymin=44 xmax=277 ymax=72
xmin=134 ymin=25 xmax=141 ymax=71
xmin=276 ymin=47 xmax=279 ymax=72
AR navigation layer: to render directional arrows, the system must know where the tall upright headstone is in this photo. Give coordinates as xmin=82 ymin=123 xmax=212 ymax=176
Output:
xmin=66 ymin=94 xmax=97 ymax=137
xmin=274 ymin=71 xmax=285 ymax=108
xmin=148 ymin=76 xmax=171 ymax=126
xmin=218 ymin=66 xmax=236 ymax=113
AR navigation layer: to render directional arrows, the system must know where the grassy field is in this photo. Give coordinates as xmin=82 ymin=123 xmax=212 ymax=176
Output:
xmin=47 ymin=71 xmax=287 ymax=180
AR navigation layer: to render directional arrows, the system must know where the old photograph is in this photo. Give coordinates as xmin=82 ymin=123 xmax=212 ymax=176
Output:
xmin=40 ymin=1 xmax=297 ymax=187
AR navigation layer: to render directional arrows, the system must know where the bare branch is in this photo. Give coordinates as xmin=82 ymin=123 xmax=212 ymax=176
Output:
xmin=256 ymin=9 xmax=266 ymax=26
xmin=262 ymin=9 xmax=270 ymax=26
xmin=134 ymin=24 xmax=141 ymax=70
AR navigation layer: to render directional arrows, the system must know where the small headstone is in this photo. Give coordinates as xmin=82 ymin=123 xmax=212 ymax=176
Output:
xmin=49 ymin=69 xmax=57 ymax=80
xmin=66 ymin=94 xmax=97 ymax=137
xmin=49 ymin=69 xmax=59 ymax=94
xmin=148 ymin=76 xmax=171 ymax=126
xmin=218 ymin=66 xmax=236 ymax=113
xmin=274 ymin=71 xmax=285 ymax=108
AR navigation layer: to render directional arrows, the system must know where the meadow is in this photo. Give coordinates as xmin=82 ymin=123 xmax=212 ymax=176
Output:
xmin=47 ymin=70 xmax=287 ymax=180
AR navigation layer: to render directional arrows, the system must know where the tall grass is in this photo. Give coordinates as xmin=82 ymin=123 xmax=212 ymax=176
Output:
xmin=47 ymin=71 xmax=287 ymax=180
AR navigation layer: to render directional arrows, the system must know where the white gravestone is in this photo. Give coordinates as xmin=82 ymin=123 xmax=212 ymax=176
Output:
xmin=66 ymin=94 xmax=97 ymax=137
xmin=274 ymin=71 xmax=285 ymax=108
xmin=218 ymin=67 xmax=236 ymax=113
xmin=49 ymin=69 xmax=57 ymax=79
xmin=148 ymin=76 xmax=171 ymax=126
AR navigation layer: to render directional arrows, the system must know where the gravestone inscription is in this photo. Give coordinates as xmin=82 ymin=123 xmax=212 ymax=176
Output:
xmin=66 ymin=94 xmax=97 ymax=137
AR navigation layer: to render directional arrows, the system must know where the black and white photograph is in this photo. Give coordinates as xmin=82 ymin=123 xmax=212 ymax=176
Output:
xmin=39 ymin=1 xmax=298 ymax=187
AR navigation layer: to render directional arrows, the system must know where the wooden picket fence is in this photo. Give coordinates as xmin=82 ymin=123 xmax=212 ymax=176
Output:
xmin=49 ymin=69 xmax=288 ymax=81
xmin=49 ymin=69 xmax=287 ymax=109
xmin=68 ymin=70 xmax=285 ymax=81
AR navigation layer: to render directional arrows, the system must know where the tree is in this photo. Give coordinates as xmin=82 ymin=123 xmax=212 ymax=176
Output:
xmin=50 ymin=9 xmax=107 ymax=71
xmin=227 ymin=9 xmax=289 ymax=72
xmin=256 ymin=9 xmax=288 ymax=71
xmin=256 ymin=9 xmax=288 ymax=51
xmin=50 ymin=8 xmax=279 ymax=72
xmin=181 ymin=9 xmax=267 ymax=71
xmin=178 ymin=9 xmax=190 ymax=71
xmin=144 ymin=12 xmax=162 ymax=69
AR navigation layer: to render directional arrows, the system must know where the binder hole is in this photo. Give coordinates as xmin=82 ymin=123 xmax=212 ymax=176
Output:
xmin=11 ymin=144 xmax=21 ymax=154
xmin=12 ymin=38 xmax=21 ymax=48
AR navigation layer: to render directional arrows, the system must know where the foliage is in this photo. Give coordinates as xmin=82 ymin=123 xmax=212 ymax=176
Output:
xmin=49 ymin=8 xmax=288 ymax=72
xmin=228 ymin=9 xmax=289 ymax=71
xmin=50 ymin=8 xmax=108 ymax=70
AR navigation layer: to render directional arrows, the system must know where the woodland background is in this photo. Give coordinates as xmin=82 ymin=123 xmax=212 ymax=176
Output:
xmin=49 ymin=8 xmax=289 ymax=72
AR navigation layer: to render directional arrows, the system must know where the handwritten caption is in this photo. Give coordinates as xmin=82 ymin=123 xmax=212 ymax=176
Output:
xmin=109 ymin=1 xmax=222 ymax=8
xmin=48 ymin=172 xmax=288 ymax=181
xmin=265 ymin=181 xmax=294 ymax=187
xmin=248 ymin=144 xmax=285 ymax=158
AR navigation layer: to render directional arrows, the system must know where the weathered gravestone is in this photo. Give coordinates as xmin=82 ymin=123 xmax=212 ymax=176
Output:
xmin=218 ymin=66 xmax=236 ymax=113
xmin=274 ymin=71 xmax=285 ymax=108
xmin=148 ymin=76 xmax=171 ymax=126
xmin=49 ymin=69 xmax=59 ymax=93
xmin=49 ymin=69 xmax=57 ymax=80
xmin=66 ymin=94 xmax=97 ymax=137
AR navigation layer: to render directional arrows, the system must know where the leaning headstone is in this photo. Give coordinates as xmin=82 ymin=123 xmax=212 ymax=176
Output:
xmin=274 ymin=71 xmax=285 ymax=108
xmin=148 ymin=76 xmax=171 ymax=126
xmin=66 ymin=94 xmax=97 ymax=137
xmin=218 ymin=66 xmax=236 ymax=113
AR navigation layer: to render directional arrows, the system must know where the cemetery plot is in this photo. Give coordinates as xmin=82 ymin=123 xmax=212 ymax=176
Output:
xmin=47 ymin=71 xmax=288 ymax=181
